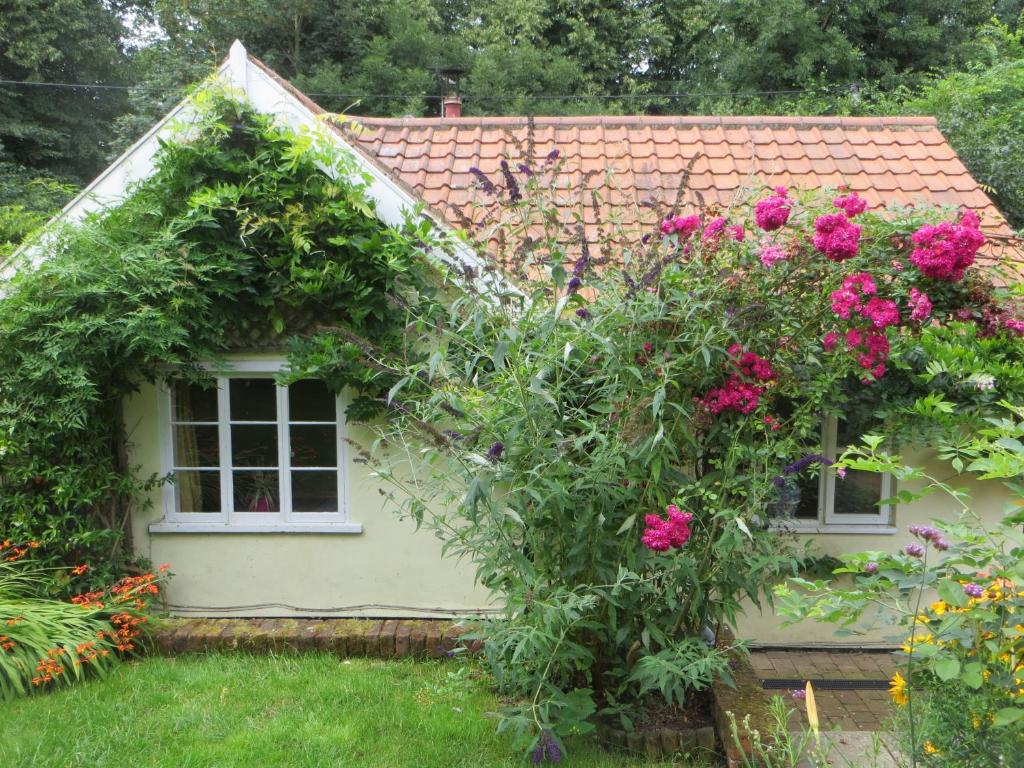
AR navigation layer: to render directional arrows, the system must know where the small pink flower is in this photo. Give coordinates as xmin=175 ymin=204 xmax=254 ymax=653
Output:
xmin=833 ymin=192 xmax=867 ymax=218
xmin=729 ymin=225 xmax=745 ymax=242
xmin=908 ymin=288 xmax=932 ymax=323
xmin=823 ymin=332 xmax=840 ymax=351
xmin=836 ymin=467 xmax=847 ymax=479
xmin=759 ymin=244 xmax=787 ymax=268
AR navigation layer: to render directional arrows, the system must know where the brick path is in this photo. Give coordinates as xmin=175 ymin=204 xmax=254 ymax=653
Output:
xmin=749 ymin=650 xmax=899 ymax=731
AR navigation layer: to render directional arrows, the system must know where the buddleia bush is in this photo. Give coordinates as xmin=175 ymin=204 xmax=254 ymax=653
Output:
xmin=374 ymin=159 xmax=1024 ymax=759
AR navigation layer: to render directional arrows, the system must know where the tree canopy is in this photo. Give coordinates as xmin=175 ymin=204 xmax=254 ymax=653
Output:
xmin=2 ymin=1 xmax=1024 ymax=230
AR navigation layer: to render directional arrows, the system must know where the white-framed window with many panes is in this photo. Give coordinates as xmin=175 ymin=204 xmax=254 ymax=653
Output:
xmin=151 ymin=361 xmax=360 ymax=533
xmin=772 ymin=414 xmax=894 ymax=533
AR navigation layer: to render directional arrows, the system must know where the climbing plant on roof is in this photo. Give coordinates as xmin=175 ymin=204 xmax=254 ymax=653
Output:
xmin=0 ymin=89 xmax=444 ymax=589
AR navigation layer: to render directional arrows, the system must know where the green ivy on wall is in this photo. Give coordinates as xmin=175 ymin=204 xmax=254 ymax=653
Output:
xmin=0 ymin=91 xmax=442 ymax=589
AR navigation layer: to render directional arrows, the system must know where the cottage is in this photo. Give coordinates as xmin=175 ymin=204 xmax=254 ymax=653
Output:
xmin=11 ymin=42 xmax=1019 ymax=645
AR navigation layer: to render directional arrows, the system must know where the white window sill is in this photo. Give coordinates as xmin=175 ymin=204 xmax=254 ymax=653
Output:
xmin=770 ymin=522 xmax=896 ymax=535
xmin=149 ymin=521 xmax=363 ymax=534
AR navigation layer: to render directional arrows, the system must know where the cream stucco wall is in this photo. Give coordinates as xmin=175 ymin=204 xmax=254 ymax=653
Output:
xmin=125 ymin=378 xmax=493 ymax=618
xmin=127 ymin=382 xmax=1014 ymax=642
xmin=736 ymin=447 xmax=1012 ymax=647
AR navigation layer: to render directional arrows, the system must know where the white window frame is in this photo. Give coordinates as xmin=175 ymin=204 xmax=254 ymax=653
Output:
xmin=149 ymin=359 xmax=361 ymax=534
xmin=777 ymin=416 xmax=895 ymax=535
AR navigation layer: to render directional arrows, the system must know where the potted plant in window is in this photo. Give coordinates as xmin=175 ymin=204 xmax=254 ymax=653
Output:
xmin=245 ymin=471 xmax=277 ymax=513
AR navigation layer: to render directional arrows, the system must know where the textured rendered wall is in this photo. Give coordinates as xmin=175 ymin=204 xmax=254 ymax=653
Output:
xmin=127 ymin=383 xmax=1011 ymax=643
xmin=125 ymin=379 xmax=492 ymax=618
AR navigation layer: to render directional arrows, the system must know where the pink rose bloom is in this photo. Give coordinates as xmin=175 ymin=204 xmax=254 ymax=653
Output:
xmin=702 ymin=216 xmax=728 ymax=243
xmin=908 ymin=288 xmax=932 ymax=322
xmin=909 ymin=210 xmax=985 ymax=281
xmin=759 ymin=244 xmax=787 ymax=268
xmin=641 ymin=515 xmax=671 ymax=551
xmin=861 ymin=297 xmax=900 ymax=329
xmin=813 ymin=213 xmax=861 ymax=262
xmin=823 ymin=331 xmax=840 ymax=351
xmin=661 ymin=214 xmax=702 ymax=239
xmin=754 ymin=189 xmax=792 ymax=231
xmin=833 ymin=192 xmax=868 ymax=218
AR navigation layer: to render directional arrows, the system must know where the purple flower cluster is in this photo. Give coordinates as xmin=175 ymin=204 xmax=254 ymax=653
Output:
xmin=486 ymin=441 xmax=504 ymax=462
xmin=864 ymin=561 xmax=879 ymax=574
xmin=499 ymin=159 xmax=522 ymax=203
xmin=531 ymin=731 xmax=562 ymax=764
xmin=773 ymin=454 xmax=832 ymax=488
xmin=469 ymin=166 xmax=497 ymax=195
xmin=567 ymin=252 xmax=589 ymax=294
xmin=904 ymin=543 xmax=925 ymax=558
xmin=909 ymin=524 xmax=950 ymax=550
xmin=963 ymin=582 xmax=984 ymax=599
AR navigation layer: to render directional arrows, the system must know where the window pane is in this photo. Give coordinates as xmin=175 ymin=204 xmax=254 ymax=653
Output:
xmin=172 ymin=381 xmax=218 ymax=422
xmin=231 ymin=424 xmax=278 ymax=467
xmin=230 ymin=378 xmax=276 ymax=421
xmin=834 ymin=414 xmax=883 ymax=516
xmin=173 ymin=425 xmax=219 ymax=467
xmin=289 ymin=380 xmax=335 ymax=422
xmin=290 ymin=425 xmax=337 ymax=467
xmin=291 ymin=470 xmax=338 ymax=512
xmin=175 ymin=470 xmax=220 ymax=513
xmin=793 ymin=475 xmax=820 ymax=520
xmin=834 ymin=471 xmax=883 ymax=516
xmin=233 ymin=470 xmax=280 ymax=512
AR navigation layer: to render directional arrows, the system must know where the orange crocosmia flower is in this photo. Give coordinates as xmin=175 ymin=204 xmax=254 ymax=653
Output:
xmin=70 ymin=564 xmax=89 ymax=576
xmin=158 ymin=563 xmax=170 ymax=572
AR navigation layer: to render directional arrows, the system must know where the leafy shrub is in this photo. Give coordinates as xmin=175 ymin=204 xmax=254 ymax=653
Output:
xmin=371 ymin=160 xmax=1024 ymax=758
xmin=776 ymin=409 xmax=1024 ymax=766
xmin=0 ymin=540 xmax=168 ymax=698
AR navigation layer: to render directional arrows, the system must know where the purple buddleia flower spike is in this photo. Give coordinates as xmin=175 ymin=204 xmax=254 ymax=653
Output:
xmin=469 ymin=167 xmax=497 ymax=195
xmin=500 ymin=160 xmax=522 ymax=203
xmin=545 ymin=148 xmax=560 ymax=163
xmin=486 ymin=441 xmax=504 ymax=462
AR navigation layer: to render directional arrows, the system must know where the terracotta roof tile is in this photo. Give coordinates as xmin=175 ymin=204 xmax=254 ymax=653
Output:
xmin=247 ymin=53 xmax=1015 ymax=261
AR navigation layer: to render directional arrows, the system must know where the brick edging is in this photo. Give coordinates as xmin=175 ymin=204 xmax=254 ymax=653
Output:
xmin=710 ymin=628 xmax=778 ymax=768
xmin=150 ymin=618 xmax=473 ymax=658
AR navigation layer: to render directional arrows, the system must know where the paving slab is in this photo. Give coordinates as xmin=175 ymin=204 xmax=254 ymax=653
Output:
xmin=795 ymin=731 xmax=902 ymax=768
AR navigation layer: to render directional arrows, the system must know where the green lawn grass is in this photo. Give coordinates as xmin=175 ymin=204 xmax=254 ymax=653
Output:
xmin=1 ymin=653 xmax=718 ymax=767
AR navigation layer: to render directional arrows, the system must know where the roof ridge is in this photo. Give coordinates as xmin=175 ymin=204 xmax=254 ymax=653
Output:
xmin=348 ymin=114 xmax=938 ymax=129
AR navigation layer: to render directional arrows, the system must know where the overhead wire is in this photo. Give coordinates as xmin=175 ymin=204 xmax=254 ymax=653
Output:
xmin=0 ymin=78 xmax=856 ymax=102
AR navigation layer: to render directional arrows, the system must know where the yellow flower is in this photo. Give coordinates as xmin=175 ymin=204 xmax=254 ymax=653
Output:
xmin=890 ymin=672 xmax=908 ymax=707
xmin=930 ymin=600 xmax=948 ymax=616
xmin=924 ymin=740 xmax=940 ymax=756
xmin=972 ymin=714 xmax=982 ymax=730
